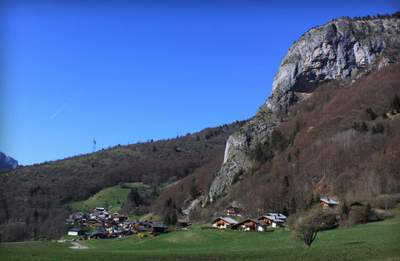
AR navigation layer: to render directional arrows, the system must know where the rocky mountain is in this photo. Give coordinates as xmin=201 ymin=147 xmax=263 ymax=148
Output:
xmin=0 ymin=152 xmax=19 ymax=170
xmin=207 ymin=16 xmax=400 ymax=203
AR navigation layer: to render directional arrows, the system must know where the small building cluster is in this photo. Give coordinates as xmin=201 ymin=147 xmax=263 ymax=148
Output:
xmin=66 ymin=207 xmax=168 ymax=239
xmin=211 ymin=209 xmax=288 ymax=232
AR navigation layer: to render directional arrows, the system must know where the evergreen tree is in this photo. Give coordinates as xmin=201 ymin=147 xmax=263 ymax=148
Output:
xmin=164 ymin=213 xmax=171 ymax=226
xmin=171 ymin=211 xmax=177 ymax=225
xmin=290 ymin=197 xmax=297 ymax=214
xmin=390 ymin=94 xmax=400 ymax=113
xmin=361 ymin=121 xmax=368 ymax=132
xmin=190 ymin=178 xmax=197 ymax=200
xmin=128 ymin=188 xmax=142 ymax=206
xmin=341 ymin=200 xmax=349 ymax=218
xmin=365 ymin=107 xmax=377 ymax=121
xmin=287 ymin=153 xmax=292 ymax=162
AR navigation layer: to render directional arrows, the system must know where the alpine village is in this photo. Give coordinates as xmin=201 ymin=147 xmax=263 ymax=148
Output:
xmin=1 ymin=11 xmax=400 ymax=261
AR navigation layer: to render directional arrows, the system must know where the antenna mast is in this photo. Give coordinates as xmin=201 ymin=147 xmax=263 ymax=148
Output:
xmin=93 ymin=138 xmax=97 ymax=152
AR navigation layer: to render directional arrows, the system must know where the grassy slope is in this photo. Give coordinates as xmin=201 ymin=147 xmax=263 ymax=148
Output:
xmin=66 ymin=182 xmax=149 ymax=213
xmin=2 ymin=206 xmax=399 ymax=261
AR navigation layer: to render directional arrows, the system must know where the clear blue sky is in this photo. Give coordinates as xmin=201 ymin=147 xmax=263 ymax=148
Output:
xmin=1 ymin=0 xmax=399 ymax=166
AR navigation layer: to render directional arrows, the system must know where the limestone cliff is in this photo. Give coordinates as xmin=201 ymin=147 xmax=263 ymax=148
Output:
xmin=267 ymin=17 xmax=400 ymax=110
xmin=207 ymin=17 xmax=400 ymax=203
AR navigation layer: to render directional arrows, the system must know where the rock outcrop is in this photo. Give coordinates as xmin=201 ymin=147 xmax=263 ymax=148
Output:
xmin=267 ymin=17 xmax=400 ymax=111
xmin=207 ymin=17 xmax=400 ymax=203
xmin=0 ymin=152 xmax=19 ymax=170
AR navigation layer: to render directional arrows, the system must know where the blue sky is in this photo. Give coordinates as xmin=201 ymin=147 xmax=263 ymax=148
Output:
xmin=1 ymin=0 xmax=399 ymax=166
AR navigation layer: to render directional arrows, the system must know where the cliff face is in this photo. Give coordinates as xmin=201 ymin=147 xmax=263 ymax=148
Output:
xmin=207 ymin=17 xmax=400 ymax=203
xmin=267 ymin=17 xmax=400 ymax=111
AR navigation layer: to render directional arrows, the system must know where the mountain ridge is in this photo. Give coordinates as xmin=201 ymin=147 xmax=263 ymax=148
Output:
xmin=0 ymin=152 xmax=19 ymax=170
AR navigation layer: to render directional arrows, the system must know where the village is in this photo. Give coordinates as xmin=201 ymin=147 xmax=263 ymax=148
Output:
xmin=66 ymin=197 xmax=344 ymax=240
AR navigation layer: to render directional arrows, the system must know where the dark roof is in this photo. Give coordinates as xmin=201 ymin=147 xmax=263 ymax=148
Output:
xmin=226 ymin=205 xmax=241 ymax=209
xmin=151 ymin=222 xmax=167 ymax=228
xmin=69 ymin=228 xmax=83 ymax=232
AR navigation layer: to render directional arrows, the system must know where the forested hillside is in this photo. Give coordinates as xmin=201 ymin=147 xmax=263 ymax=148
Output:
xmin=204 ymin=62 xmax=400 ymax=218
xmin=0 ymin=122 xmax=244 ymax=241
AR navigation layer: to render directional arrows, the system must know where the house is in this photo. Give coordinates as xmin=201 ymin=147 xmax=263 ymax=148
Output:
xmin=150 ymin=222 xmax=167 ymax=235
xmin=268 ymin=213 xmax=287 ymax=222
xmin=257 ymin=215 xmax=285 ymax=227
xmin=320 ymin=198 xmax=339 ymax=209
xmin=226 ymin=205 xmax=241 ymax=217
xmin=232 ymin=218 xmax=267 ymax=232
xmin=211 ymin=217 xmax=238 ymax=229
xmin=68 ymin=228 xmax=84 ymax=236
xmin=177 ymin=219 xmax=191 ymax=230
xmin=113 ymin=214 xmax=128 ymax=222
xmin=83 ymin=230 xmax=109 ymax=240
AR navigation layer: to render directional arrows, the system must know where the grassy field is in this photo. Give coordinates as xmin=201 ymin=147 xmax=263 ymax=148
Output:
xmin=66 ymin=182 xmax=149 ymax=213
xmin=1 ymin=206 xmax=400 ymax=261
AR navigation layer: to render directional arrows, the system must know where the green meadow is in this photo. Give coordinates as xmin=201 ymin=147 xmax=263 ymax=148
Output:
xmin=1 ymin=206 xmax=400 ymax=261
xmin=66 ymin=182 xmax=149 ymax=213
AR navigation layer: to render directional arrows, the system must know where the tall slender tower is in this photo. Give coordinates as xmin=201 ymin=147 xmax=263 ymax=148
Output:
xmin=93 ymin=138 xmax=97 ymax=152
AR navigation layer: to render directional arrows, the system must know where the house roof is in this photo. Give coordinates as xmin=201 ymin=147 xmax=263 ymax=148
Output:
xmin=151 ymin=222 xmax=167 ymax=228
xmin=258 ymin=215 xmax=284 ymax=223
xmin=226 ymin=205 xmax=241 ymax=209
xmin=212 ymin=216 xmax=238 ymax=224
xmin=320 ymin=198 xmax=339 ymax=205
xmin=69 ymin=228 xmax=83 ymax=232
xmin=268 ymin=213 xmax=287 ymax=219
xmin=233 ymin=218 xmax=267 ymax=227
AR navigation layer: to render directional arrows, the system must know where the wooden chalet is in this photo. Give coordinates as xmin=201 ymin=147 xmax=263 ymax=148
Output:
xmin=113 ymin=214 xmax=128 ymax=222
xmin=177 ymin=219 xmax=191 ymax=230
xmin=232 ymin=218 xmax=267 ymax=232
xmin=211 ymin=217 xmax=238 ymax=229
xmin=150 ymin=222 xmax=167 ymax=235
xmin=226 ymin=205 xmax=241 ymax=217
xmin=320 ymin=198 xmax=339 ymax=209
xmin=257 ymin=214 xmax=285 ymax=228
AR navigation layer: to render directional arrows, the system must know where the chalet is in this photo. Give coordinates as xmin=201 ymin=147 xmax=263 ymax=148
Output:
xmin=233 ymin=218 xmax=267 ymax=232
xmin=68 ymin=228 xmax=84 ymax=236
xmin=257 ymin=215 xmax=285 ymax=228
xmin=320 ymin=198 xmax=339 ymax=209
xmin=268 ymin=213 xmax=287 ymax=222
xmin=211 ymin=217 xmax=238 ymax=229
xmin=113 ymin=214 xmax=128 ymax=222
xmin=226 ymin=205 xmax=241 ymax=217
xmin=150 ymin=222 xmax=167 ymax=235
xmin=83 ymin=230 xmax=109 ymax=240
xmin=177 ymin=219 xmax=191 ymax=230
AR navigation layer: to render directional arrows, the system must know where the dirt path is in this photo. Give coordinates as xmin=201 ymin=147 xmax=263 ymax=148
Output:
xmin=70 ymin=242 xmax=89 ymax=249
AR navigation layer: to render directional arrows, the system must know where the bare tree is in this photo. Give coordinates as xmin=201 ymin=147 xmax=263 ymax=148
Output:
xmin=290 ymin=206 xmax=337 ymax=247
